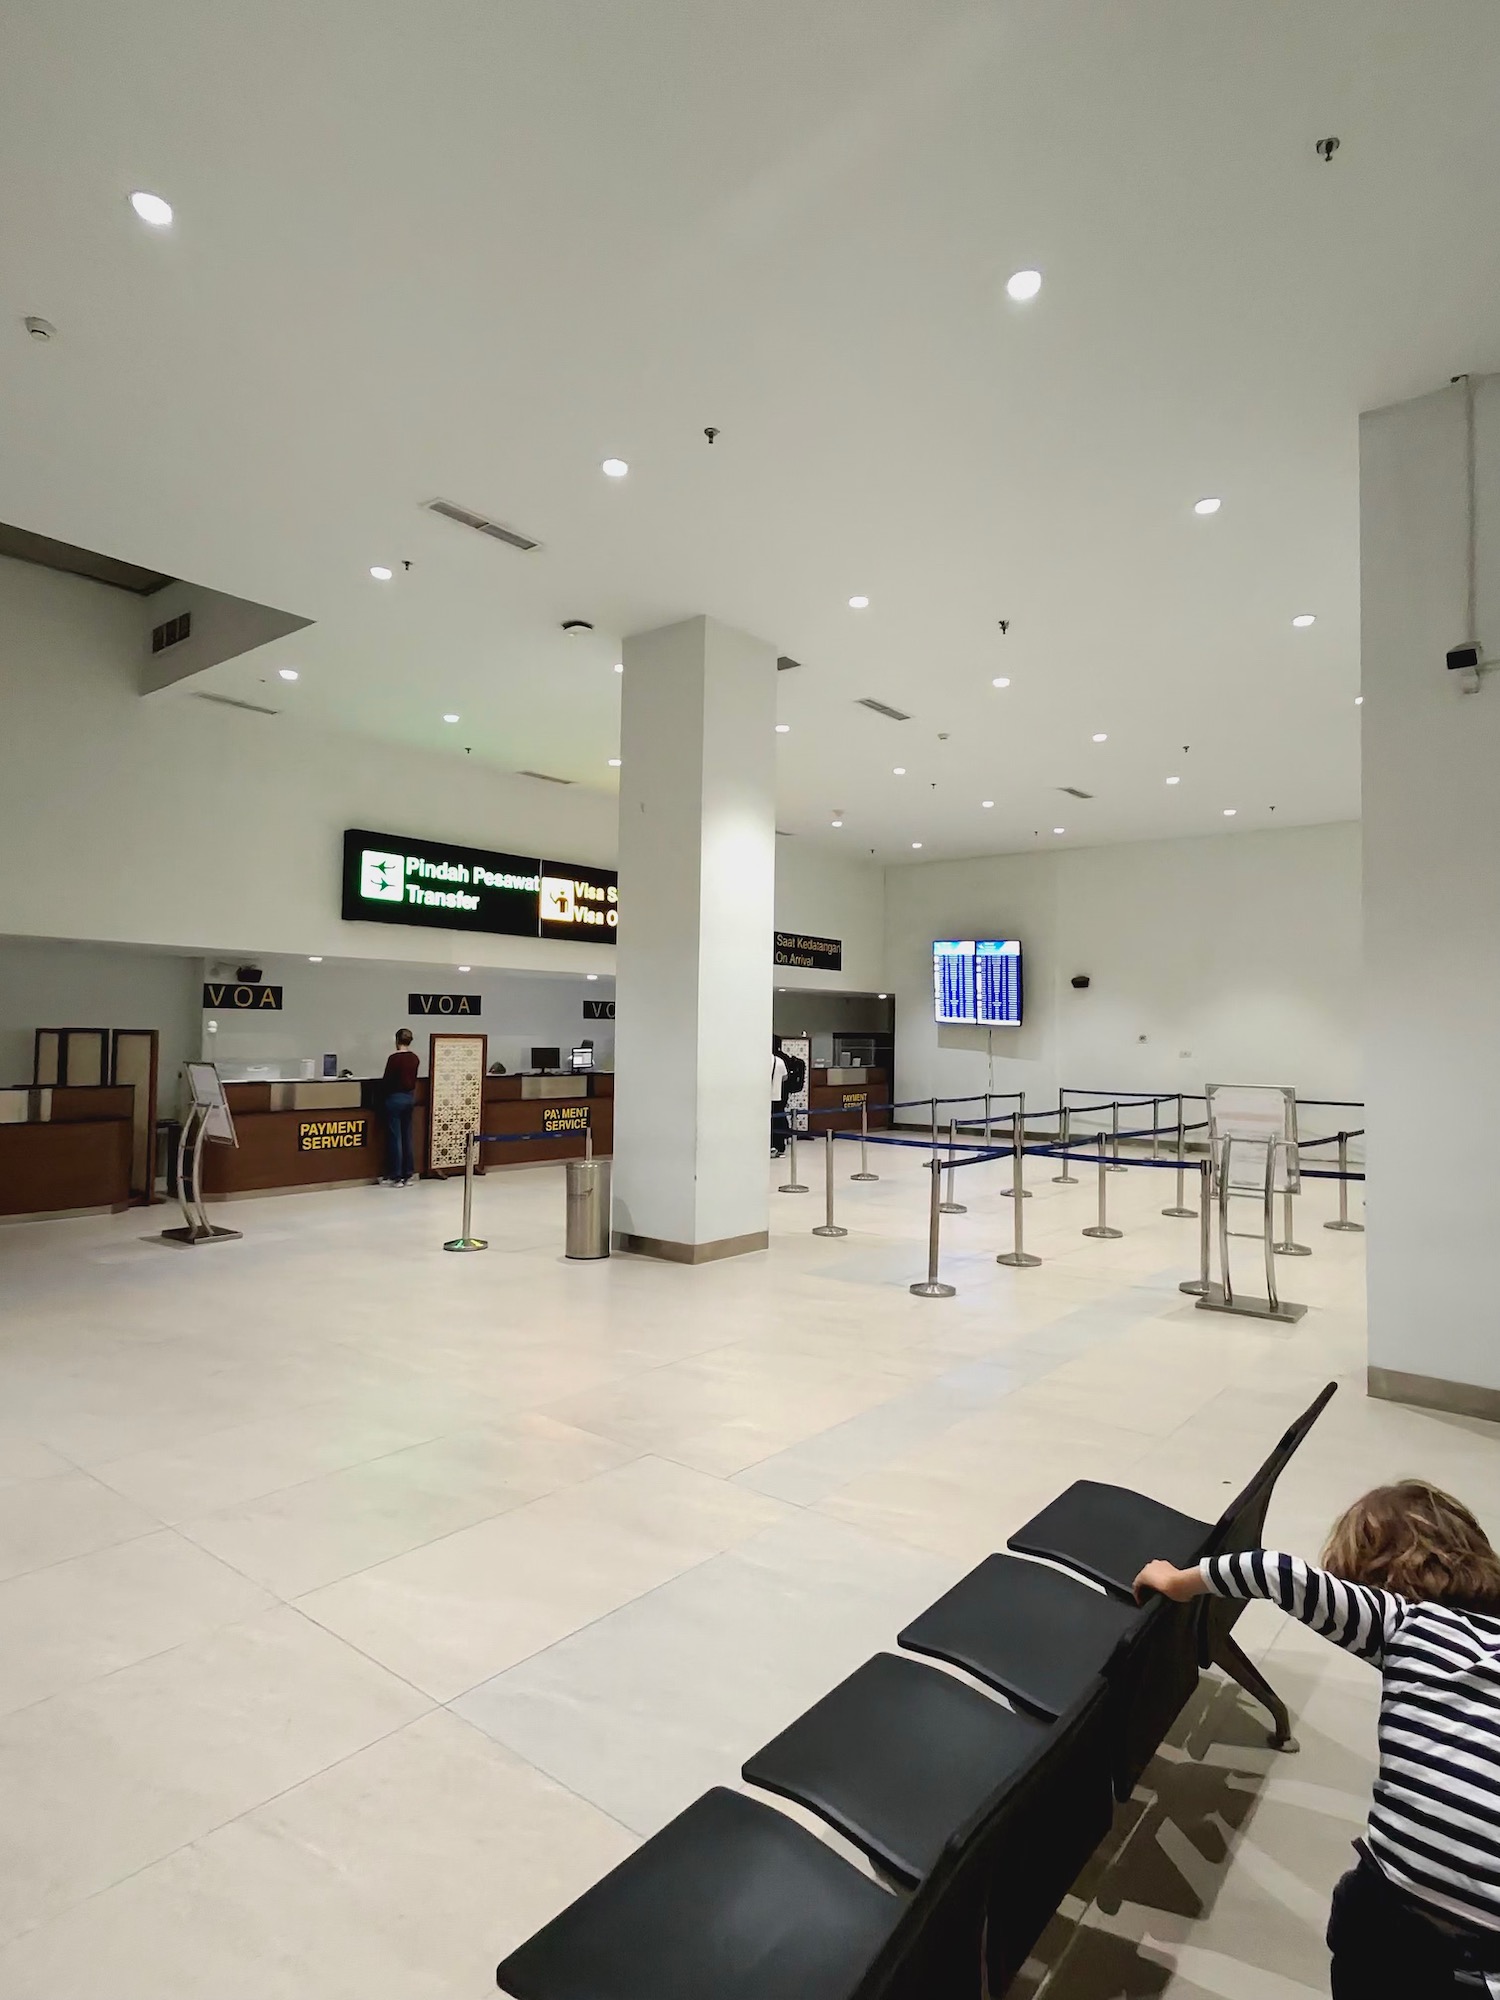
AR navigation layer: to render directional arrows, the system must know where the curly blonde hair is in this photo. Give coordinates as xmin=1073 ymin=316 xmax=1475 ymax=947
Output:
xmin=1322 ymin=1481 xmax=1500 ymax=1610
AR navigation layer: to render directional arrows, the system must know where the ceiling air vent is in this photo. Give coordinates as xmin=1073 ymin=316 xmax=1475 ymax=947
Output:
xmin=856 ymin=697 xmax=911 ymax=722
xmin=1057 ymin=786 xmax=1094 ymax=800
xmin=518 ymin=769 xmax=575 ymax=786
xmin=151 ymin=610 xmax=191 ymax=653
xmin=192 ymin=692 xmax=279 ymax=716
xmin=424 ymin=498 xmax=539 ymax=553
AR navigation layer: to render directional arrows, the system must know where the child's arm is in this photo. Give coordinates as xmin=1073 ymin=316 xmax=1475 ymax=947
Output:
xmin=1134 ymin=1551 xmax=1405 ymax=1664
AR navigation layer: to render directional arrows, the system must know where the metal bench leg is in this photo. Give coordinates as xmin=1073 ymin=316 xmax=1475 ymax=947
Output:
xmin=1211 ymin=1631 xmax=1299 ymax=1752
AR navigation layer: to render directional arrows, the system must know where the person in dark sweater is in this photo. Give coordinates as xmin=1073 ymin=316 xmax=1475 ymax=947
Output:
xmin=1136 ymin=1482 xmax=1500 ymax=1997
xmin=379 ymin=1029 xmax=420 ymax=1186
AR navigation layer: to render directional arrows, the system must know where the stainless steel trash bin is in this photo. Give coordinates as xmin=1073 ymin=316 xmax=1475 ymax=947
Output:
xmin=564 ymin=1158 xmax=611 ymax=1260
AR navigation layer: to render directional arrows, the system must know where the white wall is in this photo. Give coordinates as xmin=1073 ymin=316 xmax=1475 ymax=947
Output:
xmin=0 ymin=936 xmax=200 ymax=1089
xmin=1362 ymin=377 xmax=1500 ymax=1400
xmin=885 ymin=823 xmax=1362 ymax=1116
xmin=0 ymin=554 xmax=618 ymax=974
xmin=200 ymin=957 xmax=613 ymax=1079
xmin=772 ymin=842 xmax=886 ymax=993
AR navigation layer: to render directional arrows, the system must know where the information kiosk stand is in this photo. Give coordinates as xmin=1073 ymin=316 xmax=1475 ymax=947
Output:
xmin=161 ymin=1063 xmax=243 ymax=1246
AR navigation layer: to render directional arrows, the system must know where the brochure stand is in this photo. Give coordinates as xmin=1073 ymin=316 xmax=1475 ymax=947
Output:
xmin=160 ymin=1062 xmax=243 ymax=1245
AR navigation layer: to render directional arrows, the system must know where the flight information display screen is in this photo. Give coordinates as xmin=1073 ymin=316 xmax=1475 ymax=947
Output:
xmin=933 ymin=939 xmax=1022 ymax=1027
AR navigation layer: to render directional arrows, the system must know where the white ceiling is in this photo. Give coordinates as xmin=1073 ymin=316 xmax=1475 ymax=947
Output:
xmin=3 ymin=0 xmax=1499 ymax=863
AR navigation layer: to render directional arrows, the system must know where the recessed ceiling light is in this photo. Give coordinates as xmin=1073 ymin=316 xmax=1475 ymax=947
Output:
xmin=458 ymin=965 xmax=471 ymax=973
xmin=614 ymin=662 xmax=623 ymax=673
xmin=1292 ymin=614 xmax=1316 ymax=628
xmin=608 ymin=757 xmax=621 ymax=767
xmin=602 ymin=458 xmax=628 ymax=478
xmin=848 ymin=595 xmax=870 ymax=610
xmin=1355 ymin=694 xmax=1364 ymax=705
xmin=308 ymin=956 xmax=322 ymax=963
xmin=129 ymin=190 xmax=173 ymax=227
xmin=911 ymin=841 xmax=923 ymax=849
xmin=878 ymin=992 xmax=888 ymax=1000
xmin=991 ymin=676 xmax=1010 ymax=689
xmin=1166 ymin=776 xmax=1180 ymax=785
xmin=586 ymin=974 xmax=598 ymax=981
xmin=982 ymin=799 xmax=994 ymax=809
xmin=278 ymin=668 xmax=299 ymax=681
xmin=1092 ymin=732 xmax=1108 ymax=743
xmin=442 ymin=713 xmax=459 ymax=723
xmin=1006 ymin=269 xmax=1042 ymax=302
xmin=369 ymin=565 xmax=393 ymax=580
xmin=831 ymin=818 xmax=843 ymax=827
xmin=1223 ymin=807 xmax=1237 ymax=817
xmin=775 ymin=723 xmax=790 ymax=733
xmin=1053 ymin=826 xmax=1065 ymax=835
xmin=1193 ymin=497 xmax=1222 ymax=516
xmin=893 ymin=766 xmax=906 ymax=776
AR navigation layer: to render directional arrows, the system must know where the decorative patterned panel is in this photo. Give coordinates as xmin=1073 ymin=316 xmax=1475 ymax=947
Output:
xmin=427 ymin=1033 xmax=487 ymax=1172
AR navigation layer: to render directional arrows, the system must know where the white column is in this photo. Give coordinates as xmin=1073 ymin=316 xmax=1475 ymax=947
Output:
xmin=1362 ymin=375 xmax=1500 ymax=1416
xmin=611 ymin=616 xmax=777 ymax=1260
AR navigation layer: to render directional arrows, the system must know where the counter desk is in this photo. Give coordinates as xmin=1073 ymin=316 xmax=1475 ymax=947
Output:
xmin=805 ymin=1068 xmax=891 ymax=1134
xmin=198 ymin=1073 xmax=614 ymax=1199
xmin=0 ymin=1085 xmax=134 ymax=1219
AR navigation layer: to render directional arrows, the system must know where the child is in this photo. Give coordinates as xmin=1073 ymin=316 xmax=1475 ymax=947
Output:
xmin=1135 ymin=1481 xmax=1500 ymax=1998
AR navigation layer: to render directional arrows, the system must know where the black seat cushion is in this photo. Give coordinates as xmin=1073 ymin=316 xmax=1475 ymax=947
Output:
xmin=742 ymin=1653 xmax=1047 ymax=1888
xmin=1007 ymin=1482 xmax=1213 ymax=1599
xmin=496 ymin=1787 xmax=902 ymax=2000
xmin=898 ymin=1554 xmax=1143 ymax=1718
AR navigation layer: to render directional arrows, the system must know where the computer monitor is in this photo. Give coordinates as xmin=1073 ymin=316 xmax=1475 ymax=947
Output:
xmin=531 ymin=1046 xmax=561 ymax=1071
xmin=569 ymin=1046 xmax=594 ymax=1072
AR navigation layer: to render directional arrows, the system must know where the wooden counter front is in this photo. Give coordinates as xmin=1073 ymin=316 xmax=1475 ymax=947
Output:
xmin=805 ymin=1071 xmax=891 ymax=1135
xmin=201 ymin=1105 xmax=428 ymax=1197
xmin=0 ymin=1119 xmax=131 ymax=1216
xmin=476 ymin=1084 xmax=612 ymax=1170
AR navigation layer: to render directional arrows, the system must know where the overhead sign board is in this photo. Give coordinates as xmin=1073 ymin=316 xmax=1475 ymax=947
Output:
xmin=774 ymin=932 xmax=842 ymax=972
xmin=203 ymin=983 xmax=283 ymax=1011
xmin=342 ymin=829 xmax=618 ymax=945
xmin=409 ymin=993 xmax=481 ymax=1016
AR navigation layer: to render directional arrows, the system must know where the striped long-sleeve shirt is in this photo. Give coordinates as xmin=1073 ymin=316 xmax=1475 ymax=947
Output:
xmin=1202 ymin=1550 xmax=1500 ymax=1936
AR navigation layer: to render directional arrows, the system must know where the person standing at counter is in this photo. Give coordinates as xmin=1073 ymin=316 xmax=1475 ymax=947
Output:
xmin=379 ymin=1029 xmax=420 ymax=1187
xmin=770 ymin=1038 xmax=789 ymax=1158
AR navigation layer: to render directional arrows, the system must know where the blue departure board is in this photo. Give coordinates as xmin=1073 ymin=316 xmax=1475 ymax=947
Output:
xmin=932 ymin=940 xmax=1022 ymax=1026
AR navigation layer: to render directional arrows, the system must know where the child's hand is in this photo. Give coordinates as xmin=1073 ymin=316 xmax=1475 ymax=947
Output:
xmin=1134 ymin=1559 xmax=1206 ymax=1604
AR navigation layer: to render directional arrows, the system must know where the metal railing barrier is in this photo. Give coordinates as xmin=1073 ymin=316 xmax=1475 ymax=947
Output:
xmin=813 ymin=1132 xmax=848 ymax=1238
xmin=1163 ymin=1093 xmax=1196 ymax=1218
xmin=1052 ymin=1104 xmax=1077 ymax=1184
xmin=1179 ymin=1159 xmax=1213 ymax=1295
xmin=910 ymin=1157 xmax=958 ymax=1298
xmin=995 ymin=1108 xmax=1041 ymax=1268
xmin=1323 ymin=1131 xmax=1365 ymax=1233
xmin=1083 ymin=1133 xmax=1124 ymax=1239
xmin=444 ymin=1132 xmax=490 ymax=1252
xmin=1109 ymin=1098 xmax=1126 ymax=1172
xmin=850 ymin=1098 xmax=879 ymax=1183
xmin=778 ymin=1130 xmax=809 ymax=1195
xmin=940 ymin=1118 xmax=967 ymax=1216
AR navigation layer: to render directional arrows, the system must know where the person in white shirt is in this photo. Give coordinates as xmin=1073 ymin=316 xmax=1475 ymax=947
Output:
xmin=770 ymin=1040 xmax=789 ymax=1158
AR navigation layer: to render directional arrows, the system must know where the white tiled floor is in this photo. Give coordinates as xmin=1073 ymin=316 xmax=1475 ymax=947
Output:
xmin=0 ymin=1142 xmax=1493 ymax=1996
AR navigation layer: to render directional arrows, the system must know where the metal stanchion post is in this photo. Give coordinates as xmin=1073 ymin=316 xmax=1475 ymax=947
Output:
xmin=1108 ymin=1099 xmax=1127 ymax=1171
xmin=1323 ymin=1133 xmax=1364 ymax=1233
xmin=1163 ymin=1091 xmax=1195 ymax=1218
xmin=1150 ymin=1097 xmax=1160 ymax=1162
xmin=983 ymin=1091 xmax=992 ymax=1151
xmin=851 ymin=1098 xmax=878 ymax=1182
xmin=443 ymin=1133 xmax=489 ymax=1251
xmin=1083 ymin=1133 xmax=1123 ymax=1239
xmin=940 ymin=1118 xmax=967 ymax=1214
xmin=1218 ymin=1138 xmax=1235 ymax=1306
xmin=1179 ymin=1159 xmax=1212 ymax=1295
xmin=1002 ymin=1093 xmax=1031 ymax=1198
xmin=1052 ymin=1103 xmax=1077 ymax=1184
xmin=778 ymin=1129 xmax=808 ymax=1194
xmin=996 ymin=1109 xmax=1041 ymax=1267
xmin=1273 ymin=1159 xmax=1311 ymax=1257
xmin=910 ymin=1158 xmax=957 ymax=1297
xmin=813 ymin=1133 xmax=848 ymax=1238
xmin=1263 ymin=1146 xmax=1281 ymax=1311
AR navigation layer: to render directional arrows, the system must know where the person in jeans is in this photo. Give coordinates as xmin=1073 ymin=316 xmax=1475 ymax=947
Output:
xmin=379 ymin=1029 xmax=419 ymax=1185
xmin=770 ymin=1039 xmax=789 ymax=1158
xmin=1136 ymin=1481 xmax=1500 ymax=1997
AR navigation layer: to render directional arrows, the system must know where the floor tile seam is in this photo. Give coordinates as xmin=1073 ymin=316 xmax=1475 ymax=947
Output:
xmin=132 ymin=1408 xmax=640 ymax=1541
xmin=439 ymin=1535 xmax=762 ymax=1699
xmin=0 ymin=1696 xmax=445 ymax=1954
xmin=0 ymin=1520 xmax=166 ymax=1594
xmin=437 ymin=1703 xmax=643 ymax=1841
